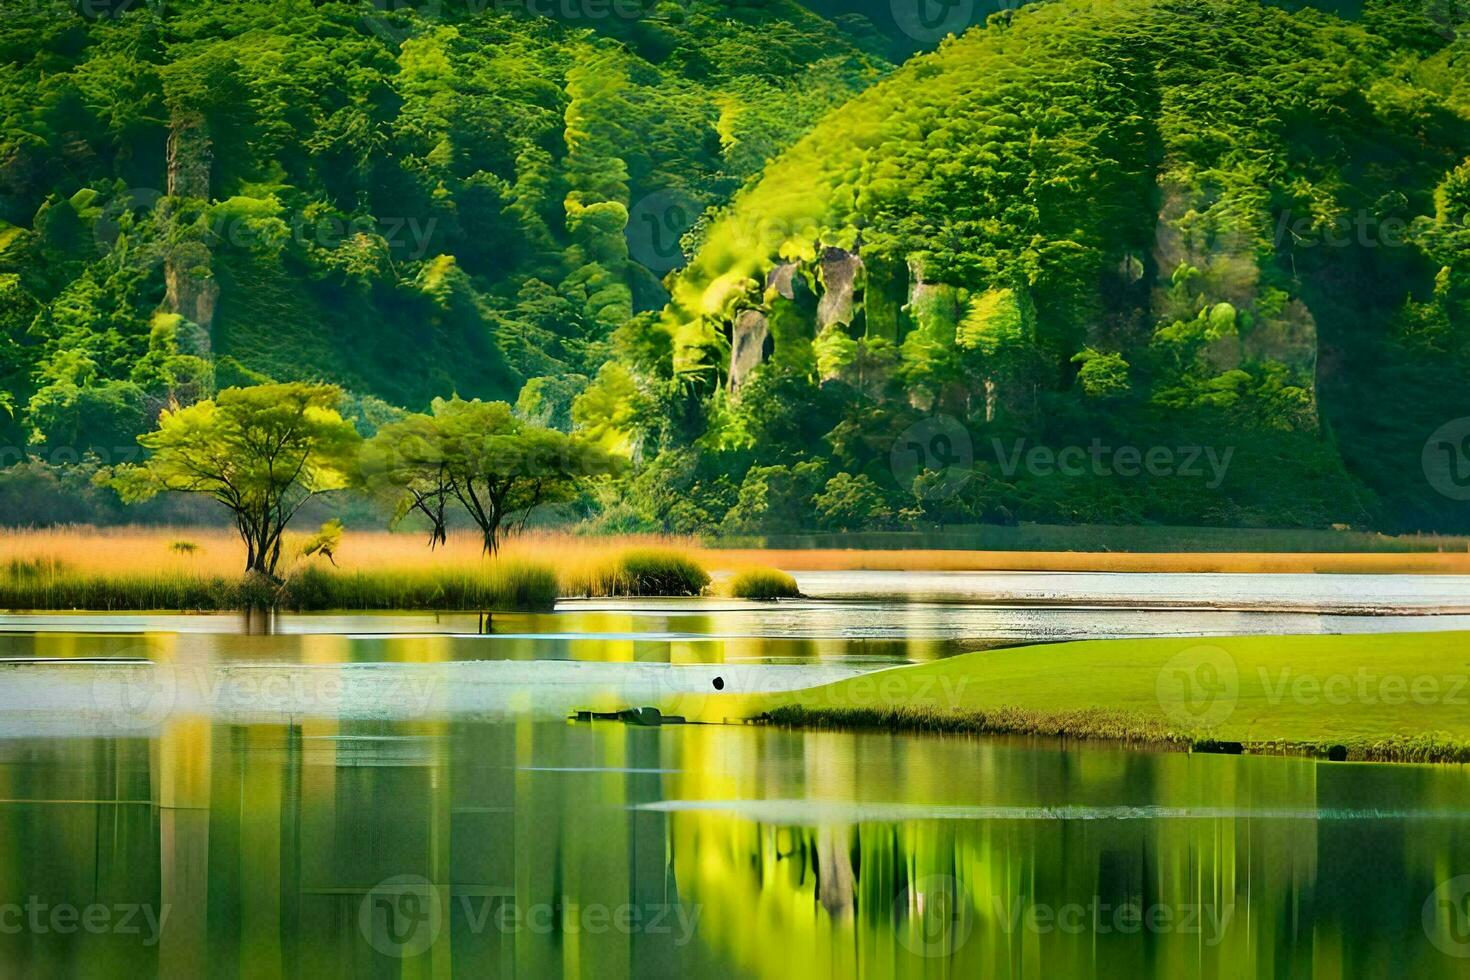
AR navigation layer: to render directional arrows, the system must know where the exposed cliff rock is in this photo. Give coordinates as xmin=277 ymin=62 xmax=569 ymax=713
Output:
xmin=816 ymin=246 xmax=863 ymax=330
xmin=728 ymin=308 xmax=771 ymax=393
xmin=162 ymin=110 xmax=218 ymax=336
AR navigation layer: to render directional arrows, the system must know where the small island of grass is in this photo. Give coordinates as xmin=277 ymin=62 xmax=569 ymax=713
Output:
xmin=691 ymin=631 xmax=1470 ymax=764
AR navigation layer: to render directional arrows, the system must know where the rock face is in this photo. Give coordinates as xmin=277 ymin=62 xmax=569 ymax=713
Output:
xmin=816 ymin=247 xmax=863 ymax=330
xmin=728 ymin=309 xmax=771 ymax=393
xmin=766 ymin=261 xmax=798 ymax=300
xmin=162 ymin=110 xmax=219 ymax=334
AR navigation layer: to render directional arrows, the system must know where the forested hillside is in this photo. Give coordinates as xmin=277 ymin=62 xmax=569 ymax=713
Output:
xmin=3 ymin=0 xmax=1469 ymax=535
xmin=578 ymin=0 xmax=1470 ymax=533
xmin=0 ymin=0 xmax=885 ymax=455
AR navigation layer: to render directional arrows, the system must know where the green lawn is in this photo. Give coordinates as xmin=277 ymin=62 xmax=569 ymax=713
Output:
xmin=702 ymin=632 xmax=1470 ymax=762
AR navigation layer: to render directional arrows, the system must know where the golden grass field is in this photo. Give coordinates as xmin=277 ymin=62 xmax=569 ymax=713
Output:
xmin=0 ymin=527 xmax=712 ymax=609
xmin=0 ymin=525 xmax=696 ymax=579
xmin=5 ymin=526 xmax=1470 ymax=582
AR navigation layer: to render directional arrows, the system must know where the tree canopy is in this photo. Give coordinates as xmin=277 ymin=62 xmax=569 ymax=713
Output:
xmin=110 ymin=382 xmax=360 ymax=575
xmin=364 ymin=397 xmax=624 ymax=554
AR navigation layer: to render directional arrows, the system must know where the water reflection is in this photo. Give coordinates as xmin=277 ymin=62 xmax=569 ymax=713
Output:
xmin=4 ymin=603 xmax=1469 ymax=664
xmin=0 ymin=720 xmax=1468 ymax=977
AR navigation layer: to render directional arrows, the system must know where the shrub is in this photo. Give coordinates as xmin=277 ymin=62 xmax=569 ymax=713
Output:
xmin=726 ymin=567 xmax=801 ymax=599
xmin=563 ymin=547 xmax=711 ymax=597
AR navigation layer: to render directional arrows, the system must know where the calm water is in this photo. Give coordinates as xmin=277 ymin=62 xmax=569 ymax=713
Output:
xmin=2 ymin=577 xmax=1470 ymax=977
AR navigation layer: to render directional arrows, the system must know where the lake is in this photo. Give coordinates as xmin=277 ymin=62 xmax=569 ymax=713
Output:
xmin=2 ymin=572 xmax=1469 ymax=977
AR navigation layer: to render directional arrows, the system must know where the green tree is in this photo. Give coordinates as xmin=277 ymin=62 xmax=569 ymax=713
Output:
xmin=813 ymin=472 xmax=891 ymax=530
xmin=110 ymin=383 xmax=360 ymax=577
xmin=367 ymin=397 xmax=623 ymax=555
xmin=359 ymin=411 xmax=456 ymax=549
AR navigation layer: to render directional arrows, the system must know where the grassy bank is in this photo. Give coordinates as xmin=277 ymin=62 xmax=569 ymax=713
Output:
xmin=0 ymin=557 xmax=562 ymax=612
xmin=0 ymin=529 xmax=711 ymax=611
xmin=692 ymin=632 xmax=1470 ymax=764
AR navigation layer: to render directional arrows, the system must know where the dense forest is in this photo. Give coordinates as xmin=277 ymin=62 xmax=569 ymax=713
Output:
xmin=1 ymin=0 xmax=1468 ymax=534
xmin=0 ymin=0 xmax=886 ymax=443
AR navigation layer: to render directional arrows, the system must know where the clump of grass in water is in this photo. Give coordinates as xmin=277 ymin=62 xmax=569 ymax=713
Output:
xmin=725 ymin=566 xmax=801 ymax=600
xmin=563 ymin=548 xmax=710 ymax=597
xmin=169 ymin=540 xmax=199 ymax=554
xmin=279 ymin=559 xmax=558 ymax=611
xmin=0 ymin=559 xmax=560 ymax=612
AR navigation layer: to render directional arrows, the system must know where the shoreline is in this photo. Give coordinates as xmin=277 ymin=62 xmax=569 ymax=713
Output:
xmin=696 ymin=631 xmax=1470 ymax=767
xmin=753 ymin=705 xmax=1470 ymax=765
xmin=715 ymin=549 xmax=1470 ymax=575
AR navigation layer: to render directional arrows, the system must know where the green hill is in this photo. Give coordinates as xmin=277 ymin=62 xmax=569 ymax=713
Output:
xmin=0 ymin=0 xmax=887 ymax=453
xmin=588 ymin=0 xmax=1470 ymax=532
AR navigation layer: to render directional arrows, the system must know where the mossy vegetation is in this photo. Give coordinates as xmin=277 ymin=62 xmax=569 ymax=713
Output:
xmin=709 ymin=631 xmax=1470 ymax=763
xmin=725 ymin=566 xmax=802 ymax=599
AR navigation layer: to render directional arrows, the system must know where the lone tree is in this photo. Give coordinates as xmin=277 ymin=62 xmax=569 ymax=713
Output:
xmin=365 ymin=397 xmax=621 ymax=554
xmin=360 ymin=411 xmax=455 ymax=549
xmin=111 ymin=383 xmax=360 ymax=577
